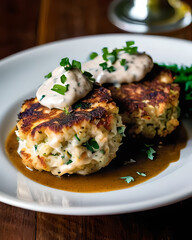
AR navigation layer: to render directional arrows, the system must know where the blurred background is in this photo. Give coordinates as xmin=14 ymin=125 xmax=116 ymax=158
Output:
xmin=0 ymin=0 xmax=191 ymax=60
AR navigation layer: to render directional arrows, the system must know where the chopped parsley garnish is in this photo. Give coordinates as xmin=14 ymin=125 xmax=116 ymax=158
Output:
xmin=83 ymin=71 xmax=95 ymax=83
xmin=66 ymin=159 xmax=72 ymax=165
xmin=83 ymin=138 xmax=99 ymax=153
xmin=145 ymin=145 xmax=156 ymax=160
xmin=158 ymin=63 xmax=192 ymax=116
xmin=136 ymin=171 xmax=147 ymax=177
xmin=75 ymin=134 xmax=80 ymax=141
xmin=40 ymin=95 xmax=46 ymax=101
xmin=123 ymin=41 xmax=138 ymax=54
xmin=99 ymin=62 xmax=108 ymax=70
xmin=120 ymin=176 xmax=134 ymax=184
xmin=120 ymin=59 xmax=128 ymax=70
xmin=60 ymin=57 xmax=81 ymax=71
xmin=34 ymin=145 xmax=38 ymax=151
xmin=99 ymin=62 xmax=116 ymax=73
xmin=60 ymin=57 xmax=72 ymax=71
xmin=89 ymin=52 xmax=98 ymax=60
xmin=117 ymin=126 xmax=126 ymax=137
xmin=44 ymin=72 xmax=52 ymax=79
xmin=60 ymin=74 xmax=67 ymax=84
xmin=51 ymin=84 xmax=69 ymax=95
xmin=102 ymin=47 xmax=118 ymax=64
xmin=72 ymin=60 xmax=81 ymax=70
xmin=63 ymin=107 xmax=70 ymax=115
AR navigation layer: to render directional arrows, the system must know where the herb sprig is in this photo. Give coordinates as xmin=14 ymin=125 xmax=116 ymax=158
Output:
xmin=158 ymin=63 xmax=192 ymax=116
xmin=89 ymin=41 xmax=138 ymax=73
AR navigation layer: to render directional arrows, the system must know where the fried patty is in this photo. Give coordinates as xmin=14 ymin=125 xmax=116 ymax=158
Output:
xmin=108 ymin=65 xmax=180 ymax=138
xmin=16 ymin=85 xmax=125 ymax=176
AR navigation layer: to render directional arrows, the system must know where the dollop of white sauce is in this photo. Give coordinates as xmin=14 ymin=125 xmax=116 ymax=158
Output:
xmin=36 ymin=67 xmax=93 ymax=110
xmin=82 ymin=52 xmax=153 ymax=84
xmin=36 ymin=52 xmax=153 ymax=110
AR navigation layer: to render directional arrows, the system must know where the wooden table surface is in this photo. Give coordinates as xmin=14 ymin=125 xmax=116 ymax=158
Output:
xmin=0 ymin=0 xmax=192 ymax=239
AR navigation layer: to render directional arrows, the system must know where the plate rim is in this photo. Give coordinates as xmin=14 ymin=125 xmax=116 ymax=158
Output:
xmin=0 ymin=33 xmax=192 ymax=215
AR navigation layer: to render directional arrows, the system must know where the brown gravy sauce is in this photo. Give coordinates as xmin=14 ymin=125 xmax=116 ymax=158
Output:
xmin=5 ymin=125 xmax=187 ymax=193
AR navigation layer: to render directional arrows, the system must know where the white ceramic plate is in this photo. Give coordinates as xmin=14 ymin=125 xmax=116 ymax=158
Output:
xmin=0 ymin=34 xmax=192 ymax=215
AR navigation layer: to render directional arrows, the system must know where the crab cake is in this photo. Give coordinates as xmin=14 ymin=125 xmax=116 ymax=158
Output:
xmin=108 ymin=65 xmax=180 ymax=138
xmin=16 ymin=86 xmax=125 ymax=176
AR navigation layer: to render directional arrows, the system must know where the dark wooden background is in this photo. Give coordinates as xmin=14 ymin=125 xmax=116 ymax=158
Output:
xmin=0 ymin=0 xmax=192 ymax=239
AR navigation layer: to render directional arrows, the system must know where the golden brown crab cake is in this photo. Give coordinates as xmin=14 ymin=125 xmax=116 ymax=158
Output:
xmin=16 ymin=86 xmax=125 ymax=176
xmin=108 ymin=65 xmax=180 ymax=138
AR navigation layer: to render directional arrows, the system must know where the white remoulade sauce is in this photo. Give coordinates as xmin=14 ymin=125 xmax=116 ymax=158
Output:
xmin=36 ymin=67 xmax=93 ymax=110
xmin=36 ymin=52 xmax=153 ymax=110
xmin=82 ymin=52 xmax=153 ymax=84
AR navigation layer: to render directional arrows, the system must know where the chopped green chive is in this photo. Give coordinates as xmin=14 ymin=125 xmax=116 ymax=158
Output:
xmin=51 ymin=84 xmax=69 ymax=95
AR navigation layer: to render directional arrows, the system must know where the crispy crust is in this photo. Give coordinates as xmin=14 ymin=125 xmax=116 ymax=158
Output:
xmin=108 ymin=65 xmax=180 ymax=138
xmin=17 ymin=85 xmax=118 ymax=140
xmin=109 ymin=65 xmax=180 ymax=116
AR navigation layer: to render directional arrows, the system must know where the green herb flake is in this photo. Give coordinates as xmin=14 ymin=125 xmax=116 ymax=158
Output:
xmin=89 ymin=52 xmax=98 ymax=60
xmin=99 ymin=62 xmax=116 ymax=73
xmin=117 ymin=126 xmax=126 ymax=137
xmin=120 ymin=176 xmax=135 ymax=184
xmin=34 ymin=145 xmax=38 ymax=151
xmin=99 ymin=62 xmax=108 ymax=70
xmin=120 ymin=58 xmax=129 ymax=71
xmin=72 ymin=60 xmax=81 ymax=70
xmin=66 ymin=159 xmax=73 ymax=165
xmin=44 ymin=72 xmax=52 ymax=79
xmin=40 ymin=94 xmax=46 ymax=101
xmin=51 ymin=84 xmax=69 ymax=95
xmin=107 ymin=66 xmax=116 ymax=73
xmin=83 ymin=71 xmax=95 ymax=83
xmin=146 ymin=147 xmax=156 ymax=160
xmin=63 ymin=107 xmax=70 ymax=115
xmin=75 ymin=134 xmax=80 ymax=141
xmin=123 ymin=41 xmax=138 ymax=54
xmin=60 ymin=57 xmax=72 ymax=71
xmin=136 ymin=171 xmax=147 ymax=177
xmin=83 ymin=138 xmax=99 ymax=153
xmin=60 ymin=74 xmax=67 ymax=84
